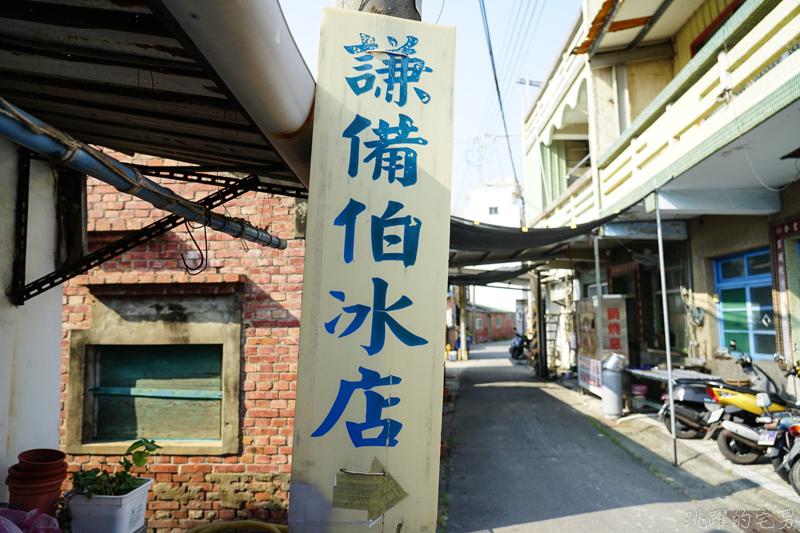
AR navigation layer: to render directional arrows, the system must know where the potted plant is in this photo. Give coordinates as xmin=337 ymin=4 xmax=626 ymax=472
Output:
xmin=57 ymin=438 xmax=160 ymax=533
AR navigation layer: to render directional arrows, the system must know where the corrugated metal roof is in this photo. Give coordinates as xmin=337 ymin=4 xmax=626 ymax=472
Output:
xmin=0 ymin=0 xmax=302 ymax=187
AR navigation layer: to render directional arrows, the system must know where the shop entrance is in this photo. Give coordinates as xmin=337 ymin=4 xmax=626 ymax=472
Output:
xmin=609 ymin=263 xmax=642 ymax=367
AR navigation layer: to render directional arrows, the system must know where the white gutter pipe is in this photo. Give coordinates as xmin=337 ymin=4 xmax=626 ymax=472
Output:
xmin=157 ymin=0 xmax=316 ymax=187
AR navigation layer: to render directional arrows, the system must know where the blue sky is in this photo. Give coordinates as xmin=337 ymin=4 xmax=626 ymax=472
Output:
xmin=280 ymin=0 xmax=582 ymax=215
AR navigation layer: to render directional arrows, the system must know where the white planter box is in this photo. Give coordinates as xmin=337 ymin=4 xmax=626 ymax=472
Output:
xmin=67 ymin=478 xmax=152 ymax=533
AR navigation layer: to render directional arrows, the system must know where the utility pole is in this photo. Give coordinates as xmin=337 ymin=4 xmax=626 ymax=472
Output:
xmin=459 ymin=285 xmax=468 ymax=360
xmin=334 ymin=0 xmax=421 ymax=20
xmin=516 ymin=77 xmax=541 ymax=115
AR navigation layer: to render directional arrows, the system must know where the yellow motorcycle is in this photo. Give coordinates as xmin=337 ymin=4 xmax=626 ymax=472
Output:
xmin=704 ymin=344 xmax=787 ymax=464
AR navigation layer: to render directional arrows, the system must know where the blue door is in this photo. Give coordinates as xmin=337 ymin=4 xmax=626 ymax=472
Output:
xmin=715 ymin=249 xmax=775 ymax=359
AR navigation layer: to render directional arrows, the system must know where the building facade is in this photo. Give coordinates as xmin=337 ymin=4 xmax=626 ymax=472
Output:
xmin=523 ymin=0 xmax=800 ymax=386
xmin=471 ymin=304 xmax=517 ymax=344
xmin=60 ymin=152 xmax=304 ymax=530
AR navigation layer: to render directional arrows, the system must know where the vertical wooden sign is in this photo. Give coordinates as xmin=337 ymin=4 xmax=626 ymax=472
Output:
xmin=290 ymin=8 xmax=455 ymax=532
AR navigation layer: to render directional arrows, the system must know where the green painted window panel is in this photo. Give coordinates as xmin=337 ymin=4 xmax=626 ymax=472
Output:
xmin=96 ymin=396 xmax=221 ymax=440
xmin=720 ymin=288 xmax=746 ymax=309
xmin=724 ymin=332 xmax=750 ymax=355
xmin=747 ymin=253 xmax=770 ymax=276
xmin=722 ymin=310 xmax=748 ymax=331
xmin=99 ymin=345 xmax=221 ymax=391
xmin=94 ymin=345 xmax=222 ymax=441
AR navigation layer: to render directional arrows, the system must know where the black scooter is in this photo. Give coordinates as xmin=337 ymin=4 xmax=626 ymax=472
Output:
xmin=660 ymin=340 xmax=779 ymax=439
xmin=509 ymin=332 xmax=530 ymax=360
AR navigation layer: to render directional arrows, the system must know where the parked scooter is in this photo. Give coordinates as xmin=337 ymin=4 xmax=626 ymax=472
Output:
xmin=660 ymin=340 xmax=779 ymax=441
xmin=762 ymin=409 xmax=800 ymax=483
xmin=705 ymin=346 xmax=788 ymax=464
xmin=712 ymin=389 xmax=787 ymax=464
xmin=762 ymin=356 xmax=800 ymax=483
xmin=509 ymin=330 xmax=530 ymax=360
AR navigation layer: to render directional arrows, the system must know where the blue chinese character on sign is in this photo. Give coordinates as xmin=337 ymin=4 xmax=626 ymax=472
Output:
xmin=311 ymin=366 xmax=402 ymax=447
xmin=325 ymin=277 xmax=428 ymax=355
xmin=372 ymin=201 xmax=421 ymax=267
xmin=364 ymin=114 xmax=427 ymax=186
xmin=342 ymin=114 xmax=371 ymax=179
xmin=333 ymin=199 xmax=421 ymax=267
xmin=343 ymin=33 xmax=379 ymax=96
xmin=344 ymin=34 xmax=432 ymax=107
xmin=333 ymin=198 xmax=367 ymax=263
xmin=342 ymin=114 xmax=427 ymax=186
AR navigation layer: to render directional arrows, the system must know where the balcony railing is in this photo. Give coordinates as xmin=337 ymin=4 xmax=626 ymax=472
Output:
xmin=529 ymin=168 xmax=594 ymax=228
xmin=533 ymin=0 xmax=799 ymax=226
xmin=597 ymin=0 xmax=799 ymax=215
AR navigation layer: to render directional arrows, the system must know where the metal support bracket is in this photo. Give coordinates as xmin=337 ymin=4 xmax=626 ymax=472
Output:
xmin=130 ymin=165 xmax=309 ymax=200
xmin=6 ymin=176 xmax=260 ymax=304
xmin=8 ymin=150 xmax=31 ymax=306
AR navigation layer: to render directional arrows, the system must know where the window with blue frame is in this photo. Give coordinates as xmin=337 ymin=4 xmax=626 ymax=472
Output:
xmin=715 ymin=249 xmax=775 ymax=359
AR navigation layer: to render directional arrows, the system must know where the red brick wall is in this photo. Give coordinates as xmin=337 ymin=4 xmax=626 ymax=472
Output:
xmin=473 ymin=311 xmax=489 ymax=343
xmin=492 ymin=312 xmax=516 ymax=341
xmin=472 ymin=311 xmax=515 ymax=343
xmin=60 ymin=152 xmax=303 ymax=531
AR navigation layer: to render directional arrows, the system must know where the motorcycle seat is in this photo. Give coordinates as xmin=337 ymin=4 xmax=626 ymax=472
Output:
xmin=674 ymin=379 xmax=787 ymax=406
xmin=674 ymin=378 xmax=729 ymax=388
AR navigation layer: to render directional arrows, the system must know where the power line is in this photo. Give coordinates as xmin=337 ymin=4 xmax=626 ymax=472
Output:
xmin=488 ymin=0 xmax=541 ymax=135
xmin=500 ymin=0 xmax=549 ymax=111
xmin=435 ymin=0 xmax=446 ymax=24
xmin=487 ymin=0 xmax=547 ymax=135
xmin=477 ymin=0 xmax=525 ymax=217
xmin=477 ymin=0 xmax=529 ymax=134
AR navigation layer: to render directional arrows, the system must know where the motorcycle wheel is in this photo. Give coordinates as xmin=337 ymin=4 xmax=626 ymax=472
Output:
xmin=773 ymin=452 xmax=791 ymax=483
xmin=789 ymin=459 xmax=800 ymax=495
xmin=717 ymin=430 xmax=760 ymax=465
xmin=663 ymin=410 xmax=701 ymax=439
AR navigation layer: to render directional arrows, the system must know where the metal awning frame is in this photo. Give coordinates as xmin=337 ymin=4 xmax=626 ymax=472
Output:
xmin=7 ymin=162 xmax=307 ymax=306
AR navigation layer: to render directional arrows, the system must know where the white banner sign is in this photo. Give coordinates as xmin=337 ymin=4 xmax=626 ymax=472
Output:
xmin=290 ymin=8 xmax=455 ymax=532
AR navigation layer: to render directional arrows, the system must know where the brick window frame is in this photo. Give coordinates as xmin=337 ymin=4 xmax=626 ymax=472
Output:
xmin=65 ymin=282 xmax=242 ymax=456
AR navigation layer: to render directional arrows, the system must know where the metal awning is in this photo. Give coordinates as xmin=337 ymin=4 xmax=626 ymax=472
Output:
xmin=0 ymin=0 xmax=310 ymax=187
xmin=448 ymin=265 xmax=535 ymax=286
xmin=448 ymin=214 xmax=617 ymax=268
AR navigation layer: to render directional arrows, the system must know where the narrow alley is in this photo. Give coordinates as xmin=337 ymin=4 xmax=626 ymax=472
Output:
xmin=443 ymin=341 xmax=776 ymax=533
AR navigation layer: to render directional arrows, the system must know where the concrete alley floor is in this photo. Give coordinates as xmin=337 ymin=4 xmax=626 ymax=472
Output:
xmin=441 ymin=340 xmax=800 ymax=533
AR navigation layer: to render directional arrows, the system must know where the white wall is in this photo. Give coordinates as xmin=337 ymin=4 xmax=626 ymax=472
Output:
xmin=472 ymin=284 xmax=523 ymax=313
xmin=461 ymin=178 xmax=523 ymax=228
xmin=0 ymin=139 xmax=63 ymax=499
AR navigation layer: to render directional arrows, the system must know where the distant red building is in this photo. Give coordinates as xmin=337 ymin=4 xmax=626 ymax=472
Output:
xmin=470 ymin=304 xmax=516 ymax=344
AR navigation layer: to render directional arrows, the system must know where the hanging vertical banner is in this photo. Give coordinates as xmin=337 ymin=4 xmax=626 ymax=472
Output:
xmin=290 ymin=8 xmax=455 ymax=532
xmin=577 ymin=295 xmax=627 ymax=396
xmin=773 ymin=221 xmax=800 ymax=361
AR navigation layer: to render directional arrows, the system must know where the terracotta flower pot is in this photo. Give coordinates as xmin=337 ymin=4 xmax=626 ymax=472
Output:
xmin=7 ymin=462 xmax=68 ymax=481
xmin=5 ymin=477 xmax=64 ymax=517
xmin=16 ymin=449 xmax=66 ymax=472
xmin=6 ymin=448 xmax=67 ymax=517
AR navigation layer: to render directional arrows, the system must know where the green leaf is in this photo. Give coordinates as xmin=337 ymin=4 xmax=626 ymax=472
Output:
xmin=131 ymin=450 xmax=148 ymax=468
xmin=124 ymin=440 xmax=142 ymax=455
xmin=142 ymin=438 xmax=161 ymax=452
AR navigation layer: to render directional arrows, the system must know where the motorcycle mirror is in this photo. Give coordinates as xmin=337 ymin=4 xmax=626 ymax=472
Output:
xmin=729 ymin=339 xmax=738 ymax=351
xmin=756 ymin=392 xmax=772 ymax=408
xmin=775 ymin=352 xmax=784 ymax=363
